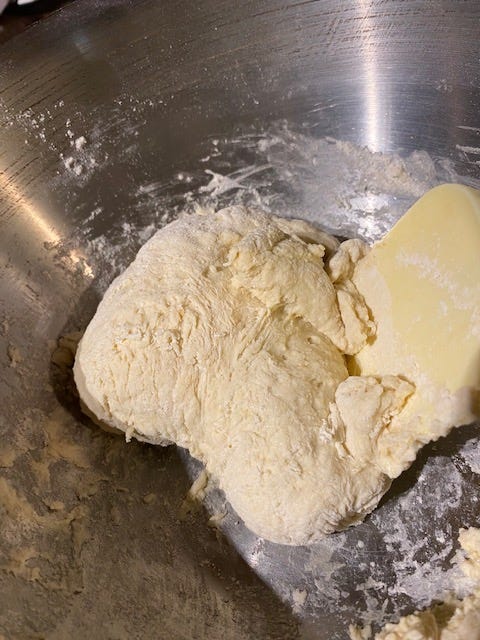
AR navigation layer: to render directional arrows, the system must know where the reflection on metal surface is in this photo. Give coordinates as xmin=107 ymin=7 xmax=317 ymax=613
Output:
xmin=359 ymin=0 xmax=381 ymax=152
xmin=0 ymin=167 xmax=60 ymax=244
xmin=0 ymin=164 xmax=92 ymax=276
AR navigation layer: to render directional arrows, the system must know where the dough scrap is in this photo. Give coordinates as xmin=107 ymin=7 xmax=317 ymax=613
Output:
xmin=74 ymin=207 xmax=414 ymax=545
xmin=350 ymin=528 xmax=480 ymax=640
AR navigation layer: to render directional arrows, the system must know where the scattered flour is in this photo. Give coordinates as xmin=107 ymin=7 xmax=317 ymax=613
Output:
xmin=459 ymin=438 xmax=480 ymax=474
xmin=350 ymin=527 xmax=480 ymax=639
xmin=77 ymin=123 xmax=463 ymax=297
xmin=371 ymin=460 xmax=465 ymax=607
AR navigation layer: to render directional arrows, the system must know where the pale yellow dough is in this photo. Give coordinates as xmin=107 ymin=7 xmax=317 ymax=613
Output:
xmin=74 ymin=207 xmax=415 ymax=545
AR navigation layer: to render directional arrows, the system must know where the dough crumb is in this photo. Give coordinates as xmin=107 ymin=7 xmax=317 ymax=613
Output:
xmin=74 ymin=136 xmax=87 ymax=150
xmin=349 ymin=625 xmax=372 ymax=640
xmin=7 ymin=344 xmax=22 ymax=368
xmin=207 ymin=511 xmax=227 ymax=529
xmin=179 ymin=469 xmax=210 ymax=518
xmin=292 ymin=588 xmax=308 ymax=613
xmin=45 ymin=500 xmax=65 ymax=512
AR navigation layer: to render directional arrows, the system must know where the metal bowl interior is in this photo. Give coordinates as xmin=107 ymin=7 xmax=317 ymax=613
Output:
xmin=1 ymin=1 xmax=480 ymax=638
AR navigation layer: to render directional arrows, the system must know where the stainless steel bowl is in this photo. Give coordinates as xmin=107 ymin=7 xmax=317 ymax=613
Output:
xmin=1 ymin=1 xmax=479 ymax=638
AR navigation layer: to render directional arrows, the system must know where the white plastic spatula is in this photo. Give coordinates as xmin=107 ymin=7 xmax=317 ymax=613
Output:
xmin=352 ymin=183 xmax=480 ymax=475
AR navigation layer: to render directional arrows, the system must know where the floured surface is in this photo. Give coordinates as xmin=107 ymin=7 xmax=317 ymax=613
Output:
xmin=350 ymin=528 xmax=480 ymax=639
xmin=458 ymin=438 xmax=480 ymax=474
xmin=2 ymin=120 xmax=480 ymax=639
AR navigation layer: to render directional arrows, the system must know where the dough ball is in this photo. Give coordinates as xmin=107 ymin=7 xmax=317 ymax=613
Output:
xmin=74 ymin=206 xmax=413 ymax=545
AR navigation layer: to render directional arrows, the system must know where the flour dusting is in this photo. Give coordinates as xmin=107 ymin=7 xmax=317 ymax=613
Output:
xmin=76 ymin=123 xmax=460 ymax=295
xmin=459 ymin=438 xmax=480 ymax=474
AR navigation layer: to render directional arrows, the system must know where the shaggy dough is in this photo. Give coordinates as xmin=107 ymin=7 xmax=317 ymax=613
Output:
xmin=74 ymin=207 xmax=414 ymax=545
xmin=350 ymin=528 xmax=480 ymax=640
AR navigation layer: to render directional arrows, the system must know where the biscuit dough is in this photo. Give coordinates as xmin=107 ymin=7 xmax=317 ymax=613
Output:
xmin=74 ymin=207 xmax=414 ymax=545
